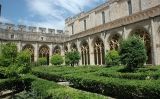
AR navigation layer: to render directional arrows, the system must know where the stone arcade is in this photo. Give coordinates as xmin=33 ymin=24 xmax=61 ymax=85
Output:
xmin=0 ymin=0 xmax=160 ymax=65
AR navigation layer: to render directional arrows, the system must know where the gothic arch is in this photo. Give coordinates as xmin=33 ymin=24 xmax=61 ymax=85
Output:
xmin=80 ymin=40 xmax=90 ymax=65
xmin=92 ymin=37 xmax=105 ymax=65
xmin=130 ymin=27 xmax=152 ymax=64
xmin=70 ymin=43 xmax=78 ymax=51
xmin=22 ymin=44 xmax=34 ymax=62
xmin=53 ymin=45 xmax=61 ymax=55
xmin=108 ymin=33 xmax=121 ymax=50
xmin=64 ymin=45 xmax=68 ymax=53
xmin=39 ymin=45 xmax=50 ymax=65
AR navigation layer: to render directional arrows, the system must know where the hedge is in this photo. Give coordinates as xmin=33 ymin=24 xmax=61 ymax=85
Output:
xmin=32 ymin=69 xmax=160 ymax=99
xmin=0 ymin=77 xmax=33 ymax=94
xmin=29 ymin=75 xmax=106 ymax=99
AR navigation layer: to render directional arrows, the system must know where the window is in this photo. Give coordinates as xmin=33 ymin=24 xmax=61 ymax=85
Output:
xmin=102 ymin=11 xmax=105 ymax=24
xmin=71 ymin=24 xmax=74 ymax=34
xmin=10 ymin=34 xmax=14 ymax=39
xmin=84 ymin=19 xmax=86 ymax=31
xmin=128 ymin=0 xmax=132 ymax=15
xmin=41 ymin=37 xmax=44 ymax=41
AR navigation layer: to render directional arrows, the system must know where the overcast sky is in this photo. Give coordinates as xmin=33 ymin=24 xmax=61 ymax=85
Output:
xmin=0 ymin=0 xmax=106 ymax=29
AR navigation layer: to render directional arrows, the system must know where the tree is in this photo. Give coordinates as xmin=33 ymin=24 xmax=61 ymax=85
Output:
xmin=51 ymin=54 xmax=64 ymax=65
xmin=105 ymin=50 xmax=120 ymax=66
xmin=65 ymin=51 xmax=80 ymax=66
xmin=119 ymin=36 xmax=147 ymax=70
xmin=0 ymin=43 xmax=17 ymax=67
xmin=16 ymin=50 xmax=31 ymax=74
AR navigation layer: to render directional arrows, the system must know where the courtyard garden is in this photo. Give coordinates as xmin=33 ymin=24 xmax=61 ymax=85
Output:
xmin=0 ymin=36 xmax=160 ymax=99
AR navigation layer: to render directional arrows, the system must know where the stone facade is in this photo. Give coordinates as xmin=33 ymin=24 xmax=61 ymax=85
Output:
xmin=1 ymin=0 xmax=160 ymax=65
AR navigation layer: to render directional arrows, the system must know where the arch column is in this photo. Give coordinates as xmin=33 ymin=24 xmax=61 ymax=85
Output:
xmin=49 ymin=44 xmax=53 ymax=65
xmin=17 ymin=41 xmax=22 ymax=52
xmin=89 ymin=37 xmax=95 ymax=65
xmin=77 ymin=40 xmax=82 ymax=66
xmin=151 ymin=19 xmax=157 ymax=65
xmin=34 ymin=43 xmax=38 ymax=62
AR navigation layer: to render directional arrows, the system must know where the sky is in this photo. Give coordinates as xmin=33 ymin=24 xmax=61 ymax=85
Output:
xmin=0 ymin=0 xmax=106 ymax=30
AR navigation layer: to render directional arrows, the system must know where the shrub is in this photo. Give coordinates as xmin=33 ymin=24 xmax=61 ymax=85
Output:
xmin=16 ymin=50 xmax=31 ymax=74
xmin=51 ymin=54 xmax=64 ymax=65
xmin=105 ymin=50 xmax=120 ymax=66
xmin=119 ymin=36 xmax=147 ymax=70
xmin=37 ymin=57 xmax=47 ymax=66
xmin=0 ymin=43 xmax=18 ymax=67
xmin=65 ymin=51 xmax=80 ymax=66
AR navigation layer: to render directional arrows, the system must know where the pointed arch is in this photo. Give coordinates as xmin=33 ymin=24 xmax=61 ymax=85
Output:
xmin=92 ymin=37 xmax=105 ymax=65
xmin=39 ymin=45 xmax=50 ymax=65
xmin=80 ymin=40 xmax=90 ymax=65
xmin=53 ymin=45 xmax=61 ymax=55
xmin=64 ymin=45 xmax=68 ymax=53
xmin=70 ymin=43 xmax=78 ymax=51
xmin=108 ymin=33 xmax=121 ymax=50
xmin=22 ymin=44 xmax=34 ymax=62
xmin=130 ymin=27 xmax=152 ymax=64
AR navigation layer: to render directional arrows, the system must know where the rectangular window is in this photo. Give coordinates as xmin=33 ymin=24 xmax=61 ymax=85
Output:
xmin=84 ymin=20 xmax=87 ymax=31
xmin=11 ymin=34 xmax=14 ymax=39
xmin=102 ymin=11 xmax=105 ymax=24
xmin=71 ymin=24 xmax=74 ymax=34
xmin=128 ymin=0 xmax=132 ymax=15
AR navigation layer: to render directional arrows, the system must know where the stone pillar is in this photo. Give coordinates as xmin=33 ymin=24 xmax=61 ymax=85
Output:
xmin=123 ymin=26 xmax=127 ymax=39
xmin=49 ymin=44 xmax=53 ymax=65
xmin=100 ymin=47 xmax=103 ymax=65
xmin=17 ymin=41 xmax=22 ymax=52
xmin=151 ymin=19 xmax=157 ymax=65
xmin=77 ymin=40 xmax=82 ymax=66
xmin=34 ymin=43 xmax=38 ymax=62
xmin=89 ymin=37 xmax=95 ymax=65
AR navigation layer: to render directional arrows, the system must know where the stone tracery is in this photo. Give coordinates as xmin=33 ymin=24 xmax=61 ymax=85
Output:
xmin=22 ymin=44 xmax=34 ymax=62
xmin=39 ymin=45 xmax=50 ymax=65
xmin=93 ymin=38 xmax=105 ymax=65
xmin=81 ymin=41 xmax=90 ymax=65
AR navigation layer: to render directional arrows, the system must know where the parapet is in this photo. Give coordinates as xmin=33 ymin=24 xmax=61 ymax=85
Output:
xmin=0 ymin=22 xmax=64 ymax=34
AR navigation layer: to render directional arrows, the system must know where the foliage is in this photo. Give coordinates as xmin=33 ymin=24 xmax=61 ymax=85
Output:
xmin=50 ymin=54 xmax=64 ymax=65
xmin=30 ymin=76 xmax=106 ymax=99
xmin=105 ymin=50 xmax=120 ymax=66
xmin=65 ymin=51 xmax=81 ymax=66
xmin=16 ymin=50 xmax=31 ymax=74
xmin=0 ymin=43 xmax=32 ymax=78
xmin=0 ymin=43 xmax=17 ymax=67
xmin=119 ymin=36 xmax=147 ymax=70
xmin=37 ymin=57 xmax=47 ymax=66
xmin=32 ymin=66 xmax=160 ymax=98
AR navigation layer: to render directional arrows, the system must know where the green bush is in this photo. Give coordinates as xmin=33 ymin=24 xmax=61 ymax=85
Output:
xmin=32 ymin=66 xmax=160 ymax=98
xmin=30 ymin=76 xmax=106 ymax=99
xmin=16 ymin=50 xmax=31 ymax=74
xmin=65 ymin=51 xmax=80 ymax=66
xmin=51 ymin=54 xmax=63 ymax=65
xmin=119 ymin=36 xmax=147 ymax=70
xmin=37 ymin=57 xmax=47 ymax=66
xmin=105 ymin=50 xmax=120 ymax=66
xmin=0 ymin=43 xmax=18 ymax=67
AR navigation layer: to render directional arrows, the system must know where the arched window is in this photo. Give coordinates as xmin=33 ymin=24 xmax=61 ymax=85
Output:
xmin=22 ymin=44 xmax=34 ymax=62
xmin=81 ymin=41 xmax=90 ymax=65
xmin=131 ymin=28 xmax=152 ymax=64
xmin=39 ymin=45 xmax=50 ymax=65
xmin=93 ymin=38 xmax=105 ymax=65
xmin=53 ymin=46 xmax=61 ymax=55
xmin=71 ymin=43 xmax=78 ymax=51
xmin=109 ymin=34 xmax=121 ymax=50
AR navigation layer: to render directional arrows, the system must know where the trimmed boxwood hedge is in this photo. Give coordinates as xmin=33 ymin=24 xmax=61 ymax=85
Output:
xmin=32 ymin=68 xmax=160 ymax=99
xmin=29 ymin=75 xmax=106 ymax=99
